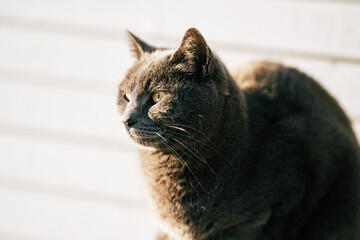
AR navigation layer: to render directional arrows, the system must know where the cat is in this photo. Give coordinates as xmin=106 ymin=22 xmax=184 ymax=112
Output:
xmin=117 ymin=28 xmax=360 ymax=240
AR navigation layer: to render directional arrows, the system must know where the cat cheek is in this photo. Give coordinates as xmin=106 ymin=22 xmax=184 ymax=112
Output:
xmin=148 ymin=108 xmax=171 ymax=123
xmin=147 ymin=108 xmax=161 ymax=122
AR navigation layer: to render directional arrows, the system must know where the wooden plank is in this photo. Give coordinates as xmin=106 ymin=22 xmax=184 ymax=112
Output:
xmin=154 ymin=0 xmax=360 ymax=60
xmin=0 ymin=189 xmax=157 ymax=240
xmin=0 ymin=134 xmax=143 ymax=200
xmin=0 ymin=28 xmax=132 ymax=83
xmin=0 ymin=0 xmax=359 ymax=59
xmin=0 ymin=231 xmax=55 ymax=240
xmin=0 ymin=0 xmax=159 ymax=36
xmin=0 ymin=231 xmax=56 ymax=240
xmin=0 ymin=82 xmax=123 ymax=140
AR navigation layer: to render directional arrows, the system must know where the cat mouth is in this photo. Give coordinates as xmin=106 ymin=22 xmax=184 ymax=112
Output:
xmin=127 ymin=126 xmax=164 ymax=148
xmin=125 ymin=124 xmax=207 ymax=151
xmin=126 ymin=126 xmax=187 ymax=150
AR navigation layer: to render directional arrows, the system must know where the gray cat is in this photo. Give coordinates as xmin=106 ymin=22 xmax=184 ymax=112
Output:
xmin=117 ymin=28 xmax=360 ymax=240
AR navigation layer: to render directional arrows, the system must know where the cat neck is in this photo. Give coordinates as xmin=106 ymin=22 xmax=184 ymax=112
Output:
xmin=138 ymin=76 xmax=251 ymax=239
xmin=139 ymin=74 xmax=249 ymax=194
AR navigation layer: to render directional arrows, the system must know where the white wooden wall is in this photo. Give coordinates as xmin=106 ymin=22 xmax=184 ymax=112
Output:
xmin=0 ymin=1 xmax=359 ymax=239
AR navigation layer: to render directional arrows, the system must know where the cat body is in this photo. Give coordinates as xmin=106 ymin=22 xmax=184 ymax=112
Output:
xmin=118 ymin=28 xmax=360 ymax=240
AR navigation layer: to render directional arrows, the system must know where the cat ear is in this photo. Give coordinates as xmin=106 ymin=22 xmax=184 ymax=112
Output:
xmin=171 ymin=28 xmax=211 ymax=75
xmin=126 ymin=30 xmax=157 ymax=60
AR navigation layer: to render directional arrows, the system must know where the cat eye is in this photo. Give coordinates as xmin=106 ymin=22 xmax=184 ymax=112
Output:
xmin=152 ymin=91 xmax=165 ymax=103
xmin=124 ymin=93 xmax=130 ymax=102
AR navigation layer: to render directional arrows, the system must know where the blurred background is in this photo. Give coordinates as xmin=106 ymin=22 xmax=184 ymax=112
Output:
xmin=0 ymin=0 xmax=359 ymax=239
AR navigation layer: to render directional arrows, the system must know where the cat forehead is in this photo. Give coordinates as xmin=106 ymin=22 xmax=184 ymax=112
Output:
xmin=144 ymin=49 xmax=174 ymax=63
xmin=123 ymin=49 xmax=181 ymax=92
xmin=138 ymin=49 xmax=174 ymax=72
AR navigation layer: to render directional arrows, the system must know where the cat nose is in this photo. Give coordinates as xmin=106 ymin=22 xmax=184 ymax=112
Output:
xmin=122 ymin=118 xmax=138 ymax=129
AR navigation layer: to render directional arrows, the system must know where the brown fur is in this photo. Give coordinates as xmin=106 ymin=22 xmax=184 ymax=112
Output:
xmin=118 ymin=28 xmax=360 ymax=240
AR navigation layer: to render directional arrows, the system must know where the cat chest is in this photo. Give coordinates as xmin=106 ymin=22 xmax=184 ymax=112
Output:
xmin=151 ymin=188 xmax=214 ymax=240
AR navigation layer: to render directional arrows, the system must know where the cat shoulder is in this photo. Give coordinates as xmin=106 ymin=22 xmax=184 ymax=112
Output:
xmin=232 ymin=60 xmax=353 ymax=131
xmin=231 ymin=61 xmax=314 ymax=99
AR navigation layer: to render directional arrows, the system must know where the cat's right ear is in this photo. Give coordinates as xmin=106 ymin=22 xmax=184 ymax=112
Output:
xmin=126 ymin=30 xmax=156 ymax=60
xmin=171 ymin=28 xmax=211 ymax=76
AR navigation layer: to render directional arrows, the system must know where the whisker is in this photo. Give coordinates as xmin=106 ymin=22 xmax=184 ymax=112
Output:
xmin=166 ymin=125 xmax=190 ymax=134
xmin=165 ymin=128 xmax=233 ymax=165
xmin=135 ymin=129 xmax=161 ymax=138
xmin=164 ymin=123 xmax=212 ymax=142
xmin=156 ymin=132 xmax=204 ymax=191
xmin=165 ymin=132 xmax=216 ymax=175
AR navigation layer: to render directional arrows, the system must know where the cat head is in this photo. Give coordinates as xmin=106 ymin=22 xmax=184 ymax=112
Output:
xmin=118 ymin=28 xmax=230 ymax=150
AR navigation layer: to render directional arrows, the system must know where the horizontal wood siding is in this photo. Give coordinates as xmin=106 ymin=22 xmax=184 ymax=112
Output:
xmin=0 ymin=0 xmax=359 ymax=239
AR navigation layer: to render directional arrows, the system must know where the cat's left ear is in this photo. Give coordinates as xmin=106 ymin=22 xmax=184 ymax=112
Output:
xmin=126 ymin=30 xmax=157 ymax=60
xmin=171 ymin=28 xmax=211 ymax=75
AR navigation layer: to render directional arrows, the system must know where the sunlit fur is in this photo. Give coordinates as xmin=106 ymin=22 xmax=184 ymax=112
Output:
xmin=118 ymin=28 xmax=360 ymax=240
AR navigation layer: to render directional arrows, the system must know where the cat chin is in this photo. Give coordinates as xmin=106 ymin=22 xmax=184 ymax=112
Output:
xmin=120 ymin=124 xmax=157 ymax=150
xmin=128 ymin=135 xmax=160 ymax=151
xmin=123 ymin=135 xmax=156 ymax=151
xmin=133 ymin=142 xmax=158 ymax=151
